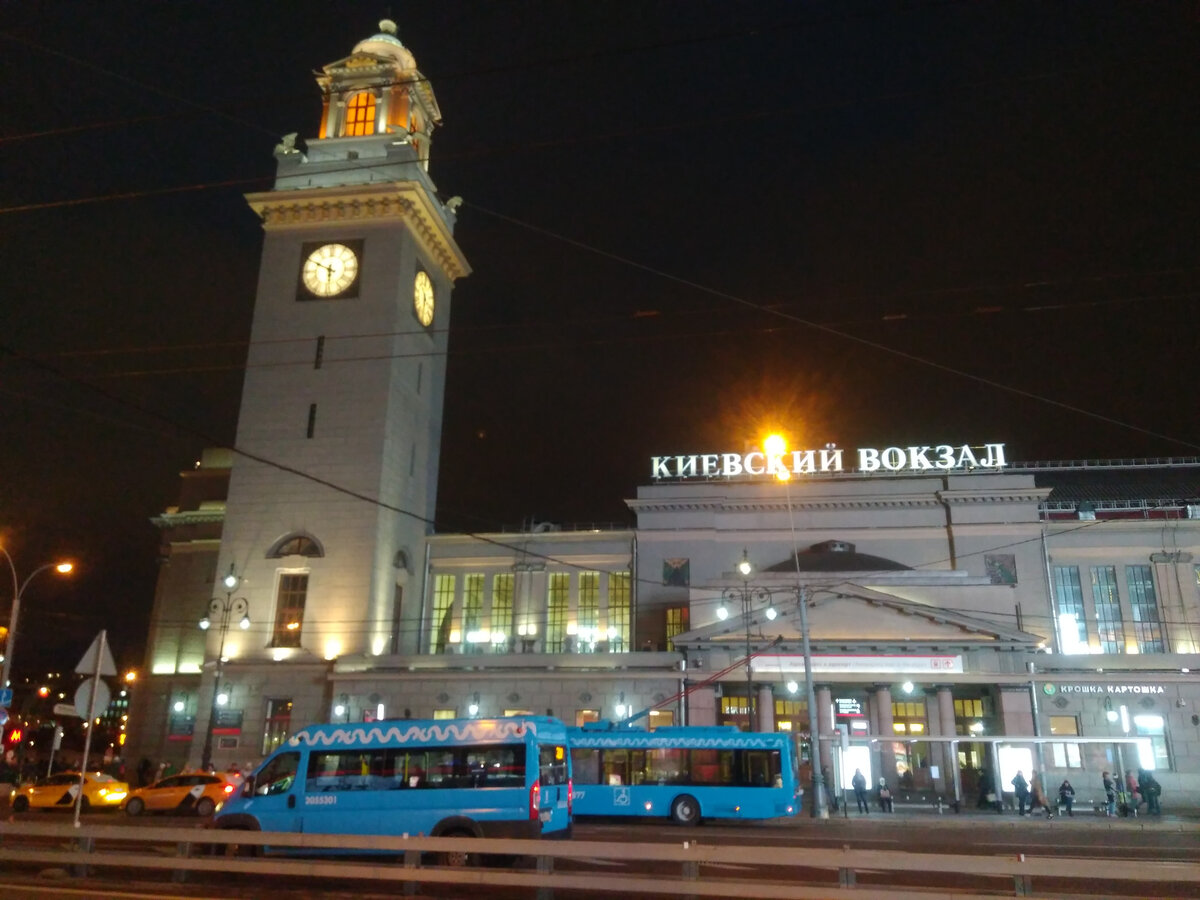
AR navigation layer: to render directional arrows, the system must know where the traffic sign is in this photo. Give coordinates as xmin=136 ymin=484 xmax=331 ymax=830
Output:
xmin=0 ymin=687 xmax=12 ymax=706
xmin=76 ymin=633 xmax=117 ymax=677
xmin=53 ymin=703 xmax=79 ymax=717
xmin=74 ymin=677 xmax=111 ymax=719
xmin=0 ymin=708 xmax=7 ymax=727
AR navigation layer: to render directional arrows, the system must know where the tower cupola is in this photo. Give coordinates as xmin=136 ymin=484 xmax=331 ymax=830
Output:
xmin=313 ymin=19 xmax=441 ymax=170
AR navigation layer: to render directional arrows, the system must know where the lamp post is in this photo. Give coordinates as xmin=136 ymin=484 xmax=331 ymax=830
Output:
xmin=719 ymin=550 xmax=776 ymax=731
xmin=765 ymin=434 xmax=829 ymax=819
xmin=0 ymin=546 xmax=73 ymax=691
xmin=198 ymin=565 xmax=249 ymax=771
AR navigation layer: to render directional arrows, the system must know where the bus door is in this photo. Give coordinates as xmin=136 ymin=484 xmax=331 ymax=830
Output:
xmin=537 ymin=743 xmax=571 ymax=832
xmin=247 ymin=750 xmax=303 ymax=833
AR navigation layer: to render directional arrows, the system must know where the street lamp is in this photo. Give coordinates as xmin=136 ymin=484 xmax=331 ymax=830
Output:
xmin=198 ymin=564 xmax=249 ymax=771
xmin=720 ymin=549 xmax=774 ymax=731
xmin=765 ymin=434 xmax=829 ymax=820
xmin=0 ymin=545 xmax=73 ymax=691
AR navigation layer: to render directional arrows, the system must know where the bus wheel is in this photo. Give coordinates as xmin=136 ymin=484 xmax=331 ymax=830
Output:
xmin=439 ymin=830 xmax=476 ymax=868
xmin=670 ymin=794 xmax=700 ymax=826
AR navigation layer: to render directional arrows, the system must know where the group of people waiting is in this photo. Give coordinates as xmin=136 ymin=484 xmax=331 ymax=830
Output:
xmin=1010 ymin=767 xmax=1161 ymax=817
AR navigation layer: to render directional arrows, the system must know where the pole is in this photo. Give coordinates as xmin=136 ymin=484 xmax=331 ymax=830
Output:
xmin=74 ymin=629 xmax=105 ymax=828
xmin=200 ymin=600 xmax=230 ymax=772
xmin=0 ymin=549 xmax=20 ymax=691
xmin=797 ymin=585 xmax=828 ymax=818
xmin=744 ymin=592 xmax=754 ymax=729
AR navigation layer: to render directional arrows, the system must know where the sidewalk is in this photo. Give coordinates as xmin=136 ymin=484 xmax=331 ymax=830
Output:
xmin=798 ymin=801 xmax=1198 ymax=828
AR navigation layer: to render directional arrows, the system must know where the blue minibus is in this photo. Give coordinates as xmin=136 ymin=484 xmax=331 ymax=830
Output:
xmin=214 ymin=716 xmax=572 ymax=858
xmin=567 ymin=723 xmax=799 ymax=825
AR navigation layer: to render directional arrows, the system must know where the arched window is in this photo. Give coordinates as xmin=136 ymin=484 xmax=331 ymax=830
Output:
xmin=344 ymin=91 xmax=376 ymax=136
xmin=268 ymin=533 xmax=324 ymax=559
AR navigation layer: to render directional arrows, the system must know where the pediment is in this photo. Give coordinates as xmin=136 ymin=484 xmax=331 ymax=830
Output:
xmin=674 ymin=581 xmax=1039 ymax=650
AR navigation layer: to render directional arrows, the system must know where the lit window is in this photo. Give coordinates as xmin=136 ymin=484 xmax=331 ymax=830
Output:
xmin=491 ymin=574 xmax=514 ymax=653
xmin=1126 ymin=566 xmax=1165 ymax=653
xmin=665 ymin=606 xmax=688 ymax=651
xmin=577 ymin=573 xmax=599 ymax=651
xmin=1052 ymin=566 xmax=1090 ymax=653
xmin=344 ymin=91 xmax=376 ymax=136
xmin=272 ymin=574 xmax=308 ymax=647
xmin=1133 ymin=714 xmax=1170 ymax=770
xmin=268 ymin=534 xmax=323 ymax=558
xmin=607 ymin=572 xmax=631 ymax=652
xmin=1091 ymin=567 xmax=1125 ymax=653
xmin=546 ymin=574 xmax=569 ymax=653
xmin=430 ymin=575 xmax=455 ymax=653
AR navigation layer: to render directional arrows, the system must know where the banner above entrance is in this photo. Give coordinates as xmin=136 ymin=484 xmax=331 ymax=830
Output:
xmin=651 ymin=442 xmax=1007 ymax=480
xmin=751 ymin=654 xmax=964 ymax=675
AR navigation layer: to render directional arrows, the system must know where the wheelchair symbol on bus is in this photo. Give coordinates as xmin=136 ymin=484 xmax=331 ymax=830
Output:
xmin=614 ymin=787 xmax=630 ymax=807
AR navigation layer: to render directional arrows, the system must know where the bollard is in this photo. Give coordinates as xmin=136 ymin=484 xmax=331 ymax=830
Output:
xmin=402 ymin=848 xmax=419 ymax=896
xmin=535 ymin=853 xmax=554 ymax=900
xmin=172 ymin=840 xmax=191 ymax=883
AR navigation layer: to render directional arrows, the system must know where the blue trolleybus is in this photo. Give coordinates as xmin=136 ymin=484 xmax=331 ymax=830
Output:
xmin=567 ymin=723 xmax=799 ymax=825
xmin=215 ymin=716 xmax=572 ymax=854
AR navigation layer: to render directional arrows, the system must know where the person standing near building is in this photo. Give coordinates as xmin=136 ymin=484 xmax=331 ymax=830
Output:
xmin=1057 ymin=779 xmax=1075 ymax=817
xmin=851 ymin=768 xmax=869 ymax=814
xmin=1102 ymin=771 xmax=1117 ymax=817
xmin=1011 ymin=770 xmax=1030 ymax=815
xmin=1029 ymin=770 xmax=1053 ymax=818
xmin=1138 ymin=769 xmax=1161 ymax=815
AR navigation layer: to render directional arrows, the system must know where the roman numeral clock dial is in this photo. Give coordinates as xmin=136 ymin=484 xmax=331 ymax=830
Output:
xmin=301 ymin=242 xmax=360 ymax=297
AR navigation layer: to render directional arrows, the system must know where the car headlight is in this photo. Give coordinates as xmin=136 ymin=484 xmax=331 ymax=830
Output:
xmin=107 ymin=791 xmax=128 ymax=802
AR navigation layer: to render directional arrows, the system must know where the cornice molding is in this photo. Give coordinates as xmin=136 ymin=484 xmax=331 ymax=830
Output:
xmin=150 ymin=510 xmax=225 ymax=529
xmin=245 ymin=182 xmax=471 ymax=282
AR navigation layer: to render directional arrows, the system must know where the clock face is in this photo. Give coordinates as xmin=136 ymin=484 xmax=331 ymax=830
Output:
xmin=302 ymin=243 xmax=360 ymax=297
xmin=414 ymin=271 xmax=435 ymax=326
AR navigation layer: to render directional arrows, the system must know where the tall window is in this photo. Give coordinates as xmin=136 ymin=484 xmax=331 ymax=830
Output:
xmin=491 ymin=574 xmax=514 ymax=652
xmin=577 ymin=572 xmax=599 ymax=651
xmin=1090 ymin=566 xmax=1125 ymax=653
xmin=1126 ymin=565 xmax=1165 ymax=653
xmin=344 ymin=91 xmax=376 ymax=136
xmin=262 ymin=698 xmax=292 ymax=756
xmin=462 ymin=574 xmax=484 ymax=653
xmin=607 ymin=571 xmax=631 ymax=651
xmin=665 ymin=606 xmax=688 ymax=651
xmin=546 ymin=573 xmax=569 ymax=652
xmin=272 ymin=574 xmax=308 ymax=647
xmin=431 ymin=574 xmax=455 ymax=654
xmin=1052 ymin=566 xmax=1089 ymax=653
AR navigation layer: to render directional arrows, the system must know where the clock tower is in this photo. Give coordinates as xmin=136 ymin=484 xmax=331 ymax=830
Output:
xmin=213 ymin=17 xmax=469 ymax=717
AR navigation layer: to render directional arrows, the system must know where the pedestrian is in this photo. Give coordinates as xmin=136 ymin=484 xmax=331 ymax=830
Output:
xmin=1030 ymin=770 xmax=1053 ymax=818
xmin=1138 ymin=769 xmax=1162 ymax=815
xmin=137 ymin=758 xmax=153 ymax=788
xmin=1124 ymin=770 xmax=1141 ymax=816
xmin=1057 ymin=779 xmax=1075 ymax=817
xmin=1011 ymin=769 xmax=1030 ymax=816
xmin=851 ymin=768 xmax=869 ymax=814
xmin=1102 ymin=771 xmax=1117 ymax=817
xmin=877 ymin=777 xmax=893 ymax=813
xmin=977 ymin=770 xmax=994 ymax=809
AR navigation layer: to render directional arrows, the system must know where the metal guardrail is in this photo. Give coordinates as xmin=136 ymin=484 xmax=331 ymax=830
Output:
xmin=1 ymin=821 xmax=1199 ymax=899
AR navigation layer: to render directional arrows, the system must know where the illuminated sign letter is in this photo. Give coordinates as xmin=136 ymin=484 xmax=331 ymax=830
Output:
xmin=907 ymin=446 xmax=933 ymax=470
xmin=793 ymin=450 xmax=816 ymax=473
xmin=858 ymin=448 xmax=881 ymax=472
xmin=744 ymin=451 xmax=765 ymax=476
xmin=819 ymin=447 xmax=844 ymax=472
xmin=722 ymin=454 xmax=745 ymax=477
xmin=955 ymin=445 xmax=979 ymax=468
xmin=676 ymin=456 xmax=698 ymax=478
xmin=652 ymin=457 xmax=673 ymax=479
xmin=935 ymin=445 xmax=956 ymax=469
xmin=881 ymin=447 xmax=906 ymax=471
xmin=982 ymin=443 xmax=1007 ymax=468
xmin=700 ymin=454 xmax=720 ymax=476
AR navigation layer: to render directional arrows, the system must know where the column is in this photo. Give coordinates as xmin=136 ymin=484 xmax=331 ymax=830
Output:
xmin=924 ymin=689 xmax=943 ymax=792
xmin=816 ymin=685 xmax=834 ymax=783
xmin=937 ymin=686 xmax=961 ymax=805
xmin=688 ymin=686 xmax=717 ymax=726
xmin=872 ymin=684 xmax=896 ymax=788
xmin=757 ymin=685 xmax=775 ymax=732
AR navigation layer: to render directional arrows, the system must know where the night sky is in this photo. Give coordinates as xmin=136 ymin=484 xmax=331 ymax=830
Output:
xmin=1 ymin=2 xmax=1197 ymax=674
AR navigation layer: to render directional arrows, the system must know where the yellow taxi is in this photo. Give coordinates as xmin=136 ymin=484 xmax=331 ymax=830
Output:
xmin=123 ymin=772 xmax=236 ymax=817
xmin=11 ymin=771 xmax=129 ymax=812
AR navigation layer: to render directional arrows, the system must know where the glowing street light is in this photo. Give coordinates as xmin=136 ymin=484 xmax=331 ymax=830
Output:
xmin=764 ymin=433 xmax=829 ymax=820
xmin=0 ymin=547 xmax=73 ymax=691
xmin=198 ymin=564 xmax=250 ymax=770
